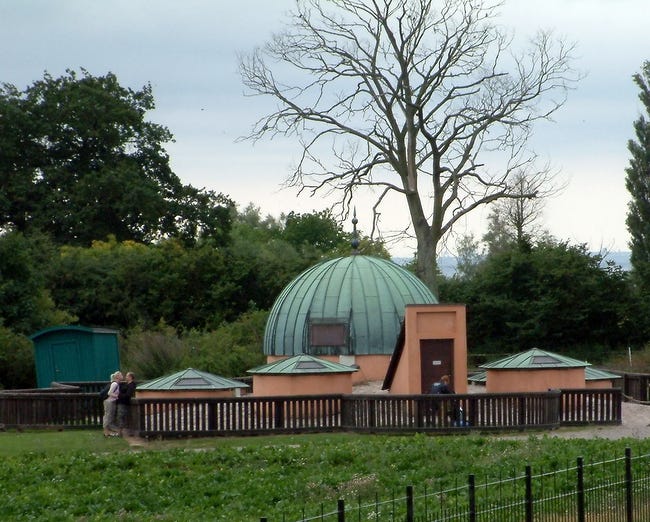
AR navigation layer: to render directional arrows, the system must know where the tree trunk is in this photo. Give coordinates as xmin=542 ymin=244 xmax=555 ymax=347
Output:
xmin=406 ymin=191 xmax=439 ymax=297
xmin=415 ymin=228 xmax=439 ymax=299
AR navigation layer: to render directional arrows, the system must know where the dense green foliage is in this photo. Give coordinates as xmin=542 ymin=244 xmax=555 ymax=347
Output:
xmin=439 ymin=238 xmax=647 ymax=362
xmin=51 ymin=237 xmax=239 ymax=331
xmin=0 ymin=69 xmax=233 ymax=246
xmin=120 ymin=311 xmax=267 ymax=380
xmin=1 ymin=211 xmax=647 ymax=387
xmin=0 ymin=206 xmax=374 ymax=386
xmin=0 ymin=325 xmax=35 ymax=389
xmin=626 ymin=61 xmax=650 ymax=300
xmin=0 ymin=431 xmax=648 ymax=520
xmin=0 ymin=231 xmax=74 ymax=334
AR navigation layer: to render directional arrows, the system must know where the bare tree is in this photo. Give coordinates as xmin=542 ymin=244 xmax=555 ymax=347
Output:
xmin=239 ymin=0 xmax=580 ymax=294
xmin=483 ymin=169 xmax=562 ymax=251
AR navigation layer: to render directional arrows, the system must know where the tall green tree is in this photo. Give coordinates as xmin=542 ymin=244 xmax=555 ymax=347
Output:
xmin=51 ymin=237 xmax=239 ymax=332
xmin=282 ymin=210 xmax=346 ymax=252
xmin=0 ymin=69 xmax=232 ymax=246
xmin=626 ymin=61 xmax=650 ymax=297
xmin=281 ymin=209 xmax=390 ymax=260
xmin=445 ymin=239 xmax=644 ymax=360
xmin=0 ymin=325 xmax=36 ymax=389
xmin=0 ymin=231 xmax=73 ymax=334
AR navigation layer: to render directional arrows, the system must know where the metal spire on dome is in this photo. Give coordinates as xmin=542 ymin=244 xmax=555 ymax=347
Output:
xmin=351 ymin=208 xmax=360 ymax=254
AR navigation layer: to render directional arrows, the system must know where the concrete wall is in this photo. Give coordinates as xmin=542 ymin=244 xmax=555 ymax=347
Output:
xmin=586 ymin=379 xmax=613 ymax=389
xmin=252 ymin=373 xmax=353 ymax=396
xmin=485 ymin=367 xmax=585 ymax=393
xmin=389 ymin=304 xmax=468 ymax=395
xmin=135 ymin=389 xmax=240 ymax=399
xmin=266 ymin=354 xmax=390 ymax=384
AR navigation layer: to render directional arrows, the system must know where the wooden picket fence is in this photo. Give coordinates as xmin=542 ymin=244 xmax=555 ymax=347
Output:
xmin=0 ymin=387 xmax=621 ymax=437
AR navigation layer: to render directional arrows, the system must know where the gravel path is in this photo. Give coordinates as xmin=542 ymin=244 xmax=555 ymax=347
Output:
xmin=527 ymin=401 xmax=650 ymax=440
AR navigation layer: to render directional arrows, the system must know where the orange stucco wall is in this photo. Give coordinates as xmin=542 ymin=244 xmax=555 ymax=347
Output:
xmin=586 ymin=379 xmax=613 ymax=389
xmin=135 ymin=389 xmax=241 ymax=399
xmin=389 ymin=304 xmax=467 ymax=395
xmin=252 ymin=373 xmax=353 ymax=396
xmin=485 ymin=368 xmax=585 ymax=393
xmin=266 ymin=354 xmax=390 ymax=384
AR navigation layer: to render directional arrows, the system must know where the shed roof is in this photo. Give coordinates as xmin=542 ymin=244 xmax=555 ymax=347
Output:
xmin=469 ymin=366 xmax=620 ymax=383
xmin=480 ymin=348 xmax=589 ymax=370
xmin=137 ymin=368 xmax=249 ymax=391
xmin=30 ymin=325 xmax=119 ymax=341
xmin=247 ymin=354 xmax=358 ymax=375
xmin=585 ymin=367 xmax=620 ymax=381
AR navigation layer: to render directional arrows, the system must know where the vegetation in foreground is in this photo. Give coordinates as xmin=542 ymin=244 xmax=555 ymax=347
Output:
xmin=1 ymin=430 xmax=649 ymax=521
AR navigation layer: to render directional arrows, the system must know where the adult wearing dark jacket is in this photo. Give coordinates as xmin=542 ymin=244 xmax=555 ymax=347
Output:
xmin=117 ymin=372 xmax=136 ymax=436
xmin=430 ymin=374 xmax=453 ymax=394
xmin=429 ymin=375 xmax=457 ymax=424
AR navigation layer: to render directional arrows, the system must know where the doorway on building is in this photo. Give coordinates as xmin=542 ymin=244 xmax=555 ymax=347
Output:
xmin=420 ymin=339 xmax=454 ymax=394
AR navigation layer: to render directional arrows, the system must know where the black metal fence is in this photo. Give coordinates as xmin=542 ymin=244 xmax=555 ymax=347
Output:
xmin=263 ymin=448 xmax=650 ymax=521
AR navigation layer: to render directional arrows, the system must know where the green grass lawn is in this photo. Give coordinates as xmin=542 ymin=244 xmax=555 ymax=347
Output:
xmin=1 ymin=429 xmax=648 ymax=521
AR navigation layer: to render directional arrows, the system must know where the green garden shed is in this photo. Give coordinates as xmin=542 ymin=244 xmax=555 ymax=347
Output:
xmin=30 ymin=325 xmax=120 ymax=388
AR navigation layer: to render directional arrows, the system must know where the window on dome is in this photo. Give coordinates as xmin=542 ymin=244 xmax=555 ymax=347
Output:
xmin=310 ymin=323 xmax=347 ymax=346
xmin=531 ymin=355 xmax=560 ymax=365
xmin=174 ymin=377 xmax=210 ymax=387
xmin=296 ymin=360 xmax=326 ymax=370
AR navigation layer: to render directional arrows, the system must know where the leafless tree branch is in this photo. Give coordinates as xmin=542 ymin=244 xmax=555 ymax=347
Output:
xmin=239 ymin=0 xmax=581 ymax=292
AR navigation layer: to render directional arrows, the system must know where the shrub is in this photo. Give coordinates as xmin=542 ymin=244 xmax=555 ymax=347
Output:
xmin=184 ymin=310 xmax=268 ymax=377
xmin=120 ymin=323 xmax=190 ymax=380
xmin=0 ymin=326 xmax=36 ymax=389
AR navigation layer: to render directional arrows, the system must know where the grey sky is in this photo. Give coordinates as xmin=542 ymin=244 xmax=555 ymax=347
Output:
xmin=1 ymin=0 xmax=647 ymax=256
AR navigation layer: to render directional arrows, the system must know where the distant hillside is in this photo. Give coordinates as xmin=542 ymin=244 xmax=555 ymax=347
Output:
xmin=605 ymin=251 xmax=631 ymax=271
xmin=391 ymin=256 xmax=457 ymax=277
xmin=393 ymin=251 xmax=631 ymax=277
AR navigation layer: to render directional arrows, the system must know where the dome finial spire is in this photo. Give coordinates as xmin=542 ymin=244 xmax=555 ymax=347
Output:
xmin=351 ymin=208 xmax=360 ymax=254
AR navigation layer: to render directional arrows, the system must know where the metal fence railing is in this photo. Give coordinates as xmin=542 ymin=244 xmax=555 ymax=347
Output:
xmin=262 ymin=448 xmax=650 ymax=522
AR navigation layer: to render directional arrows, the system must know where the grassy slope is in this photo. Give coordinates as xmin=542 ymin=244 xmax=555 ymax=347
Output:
xmin=1 ymin=430 xmax=649 ymax=521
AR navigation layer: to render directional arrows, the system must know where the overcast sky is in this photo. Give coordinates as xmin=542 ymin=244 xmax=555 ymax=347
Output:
xmin=1 ymin=0 xmax=647 ymax=257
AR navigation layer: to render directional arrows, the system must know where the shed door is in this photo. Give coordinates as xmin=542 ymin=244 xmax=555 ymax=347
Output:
xmin=420 ymin=339 xmax=454 ymax=394
xmin=51 ymin=340 xmax=81 ymax=383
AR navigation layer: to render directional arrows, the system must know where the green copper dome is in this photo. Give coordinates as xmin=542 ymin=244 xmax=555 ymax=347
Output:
xmin=263 ymin=255 xmax=437 ymax=357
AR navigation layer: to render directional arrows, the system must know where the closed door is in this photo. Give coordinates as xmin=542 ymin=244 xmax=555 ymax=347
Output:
xmin=51 ymin=340 xmax=80 ymax=383
xmin=420 ymin=339 xmax=454 ymax=394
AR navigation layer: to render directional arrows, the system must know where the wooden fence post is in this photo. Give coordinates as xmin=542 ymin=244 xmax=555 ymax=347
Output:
xmin=273 ymin=398 xmax=283 ymax=428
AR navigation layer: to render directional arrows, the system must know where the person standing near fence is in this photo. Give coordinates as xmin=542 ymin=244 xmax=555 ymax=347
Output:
xmin=430 ymin=375 xmax=455 ymax=425
xmin=117 ymin=372 xmax=136 ymax=437
xmin=430 ymin=375 xmax=453 ymax=395
xmin=103 ymin=371 xmax=122 ymax=437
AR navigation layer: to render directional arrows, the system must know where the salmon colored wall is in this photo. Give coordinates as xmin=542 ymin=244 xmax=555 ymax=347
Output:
xmin=586 ymin=379 xmax=613 ymax=389
xmin=389 ymin=304 xmax=467 ymax=395
xmin=135 ymin=389 xmax=239 ymax=399
xmin=266 ymin=355 xmax=390 ymax=384
xmin=322 ymin=355 xmax=390 ymax=383
xmin=252 ymin=373 xmax=353 ymax=396
xmin=485 ymin=368 xmax=585 ymax=393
